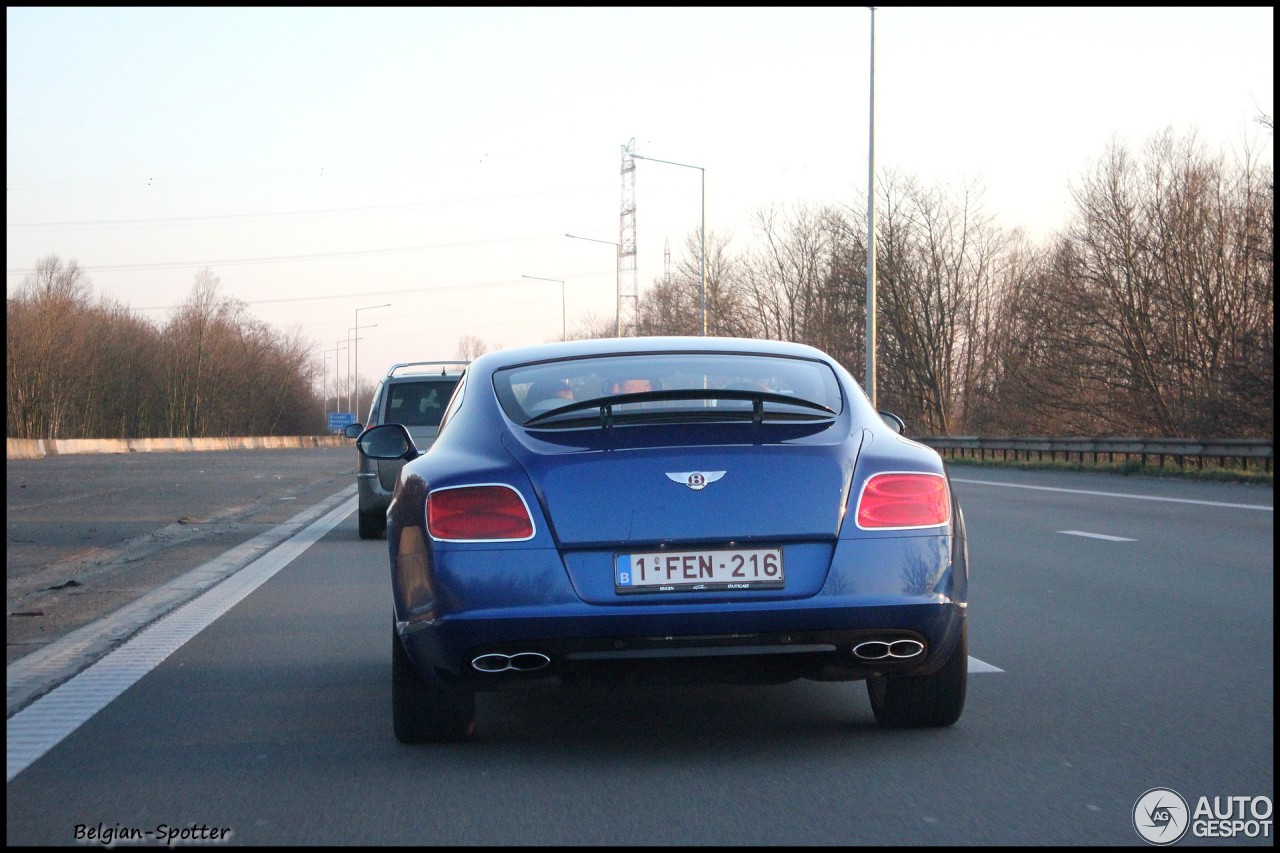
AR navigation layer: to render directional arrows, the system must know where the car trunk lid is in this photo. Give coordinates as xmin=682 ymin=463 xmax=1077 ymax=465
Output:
xmin=504 ymin=428 xmax=858 ymax=547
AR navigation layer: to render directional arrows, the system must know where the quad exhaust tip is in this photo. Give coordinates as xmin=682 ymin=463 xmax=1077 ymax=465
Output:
xmin=851 ymin=639 xmax=925 ymax=661
xmin=471 ymin=652 xmax=551 ymax=673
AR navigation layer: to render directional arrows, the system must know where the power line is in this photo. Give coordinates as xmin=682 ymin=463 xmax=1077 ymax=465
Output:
xmin=5 ymin=234 xmax=562 ymax=277
xmin=5 ymin=167 xmax=324 ymax=191
xmin=6 ymin=185 xmax=613 ymax=231
xmin=7 ymin=202 xmax=441 ymax=231
xmin=125 ymin=271 xmax=612 ymax=312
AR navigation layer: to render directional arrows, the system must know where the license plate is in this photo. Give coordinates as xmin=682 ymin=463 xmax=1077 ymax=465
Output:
xmin=615 ymin=547 xmax=784 ymax=593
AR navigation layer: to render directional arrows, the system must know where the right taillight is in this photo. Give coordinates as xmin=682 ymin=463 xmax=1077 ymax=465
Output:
xmin=855 ymin=472 xmax=951 ymax=530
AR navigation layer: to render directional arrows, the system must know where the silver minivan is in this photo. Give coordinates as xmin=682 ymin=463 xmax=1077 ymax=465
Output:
xmin=345 ymin=361 xmax=467 ymax=538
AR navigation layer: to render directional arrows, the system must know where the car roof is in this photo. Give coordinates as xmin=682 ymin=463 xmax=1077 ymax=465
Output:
xmin=385 ymin=373 xmax=464 ymax=383
xmin=384 ymin=360 xmax=469 ymax=380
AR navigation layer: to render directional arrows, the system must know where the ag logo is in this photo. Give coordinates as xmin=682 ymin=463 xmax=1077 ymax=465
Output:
xmin=665 ymin=471 xmax=726 ymax=491
xmin=1133 ymin=788 xmax=1190 ymax=845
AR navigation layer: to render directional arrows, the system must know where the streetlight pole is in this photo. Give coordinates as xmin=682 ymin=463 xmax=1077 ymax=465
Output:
xmin=521 ymin=275 xmax=566 ymax=340
xmin=347 ymin=326 xmax=375 ymax=416
xmin=865 ymin=6 xmax=878 ymax=408
xmin=330 ymin=343 xmax=345 ymax=412
xmin=631 ymin=152 xmax=706 ymax=336
xmin=346 ymin=330 xmax=355 ymax=415
xmin=333 ymin=340 xmax=348 ymax=416
xmin=565 ymin=233 xmax=621 ymax=337
xmin=320 ymin=348 xmax=328 ymax=429
xmin=354 ymin=303 xmax=390 ymax=420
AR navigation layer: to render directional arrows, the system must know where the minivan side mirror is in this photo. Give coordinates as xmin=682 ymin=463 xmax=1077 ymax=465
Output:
xmin=355 ymin=423 xmax=420 ymax=461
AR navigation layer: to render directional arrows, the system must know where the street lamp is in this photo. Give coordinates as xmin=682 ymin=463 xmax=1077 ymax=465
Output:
xmin=565 ymin=233 xmax=621 ymax=337
xmin=630 ymin=152 xmax=706 ymax=336
xmin=521 ymin=275 xmax=566 ymax=340
xmin=354 ymin=302 xmax=390 ymax=420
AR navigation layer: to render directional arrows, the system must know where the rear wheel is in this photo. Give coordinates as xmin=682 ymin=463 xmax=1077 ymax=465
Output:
xmin=867 ymin=622 xmax=967 ymax=728
xmin=358 ymin=509 xmax=386 ymax=540
xmin=392 ymin=623 xmax=475 ymax=743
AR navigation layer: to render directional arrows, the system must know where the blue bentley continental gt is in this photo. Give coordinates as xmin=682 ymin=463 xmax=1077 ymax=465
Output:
xmin=351 ymin=336 xmax=969 ymax=742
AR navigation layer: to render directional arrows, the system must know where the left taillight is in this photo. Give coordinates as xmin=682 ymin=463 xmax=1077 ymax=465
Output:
xmin=854 ymin=472 xmax=951 ymax=530
xmin=427 ymin=485 xmax=535 ymax=541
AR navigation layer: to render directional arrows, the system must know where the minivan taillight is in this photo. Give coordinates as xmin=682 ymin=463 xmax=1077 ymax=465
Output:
xmin=855 ymin=472 xmax=950 ymax=529
xmin=427 ymin=485 xmax=535 ymax=541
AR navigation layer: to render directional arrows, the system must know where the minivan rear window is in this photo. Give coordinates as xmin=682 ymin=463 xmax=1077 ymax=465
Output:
xmin=385 ymin=381 xmax=456 ymax=427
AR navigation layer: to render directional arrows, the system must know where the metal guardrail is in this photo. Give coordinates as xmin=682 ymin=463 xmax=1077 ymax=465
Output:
xmin=915 ymin=436 xmax=1273 ymax=473
xmin=8 ymin=431 xmax=1271 ymax=473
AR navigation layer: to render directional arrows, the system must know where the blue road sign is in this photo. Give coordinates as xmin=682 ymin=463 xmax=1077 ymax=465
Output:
xmin=328 ymin=412 xmax=357 ymax=431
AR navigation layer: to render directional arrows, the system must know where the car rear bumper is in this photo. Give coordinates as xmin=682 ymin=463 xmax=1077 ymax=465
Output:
xmin=398 ymin=600 xmax=965 ymax=689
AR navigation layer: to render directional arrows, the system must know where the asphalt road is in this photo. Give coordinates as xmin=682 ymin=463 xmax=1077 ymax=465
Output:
xmin=5 ymin=454 xmax=1274 ymax=845
xmin=6 ymin=448 xmax=355 ymax=668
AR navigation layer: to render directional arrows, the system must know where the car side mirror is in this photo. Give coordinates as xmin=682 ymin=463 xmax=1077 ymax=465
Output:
xmin=356 ymin=423 xmax=420 ymax=460
xmin=343 ymin=422 xmax=364 ymax=439
xmin=878 ymin=411 xmax=906 ymax=434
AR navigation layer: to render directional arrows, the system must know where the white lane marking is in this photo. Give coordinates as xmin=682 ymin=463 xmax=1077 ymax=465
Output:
xmin=1058 ymin=530 xmax=1136 ymax=542
xmin=6 ymin=495 xmax=358 ymax=783
xmin=951 ymin=478 xmax=1273 ymax=511
xmin=6 ymin=487 xmax=356 ymax=717
xmin=6 ymin=486 xmax=1006 ymax=777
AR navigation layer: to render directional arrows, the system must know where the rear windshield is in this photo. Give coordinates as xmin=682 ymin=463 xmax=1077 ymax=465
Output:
xmin=493 ymin=353 xmax=843 ymax=423
xmin=384 ymin=380 xmax=458 ymax=427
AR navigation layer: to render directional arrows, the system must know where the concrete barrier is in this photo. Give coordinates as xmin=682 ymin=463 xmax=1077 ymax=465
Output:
xmin=7 ymin=438 xmax=46 ymax=460
xmin=7 ymin=435 xmax=349 ymax=460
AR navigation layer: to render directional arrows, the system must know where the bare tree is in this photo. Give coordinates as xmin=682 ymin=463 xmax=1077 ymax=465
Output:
xmin=457 ymin=334 xmax=488 ymax=361
xmin=1054 ymin=129 xmax=1273 ymax=436
xmin=738 ymin=203 xmax=839 ymax=344
xmin=870 ymin=174 xmax=1007 ymax=434
xmin=634 ymin=274 xmax=700 ymax=336
xmin=635 ymin=230 xmax=744 ymax=338
xmin=6 ymin=256 xmax=94 ymax=438
xmin=567 ymin=312 xmax=619 ymax=341
xmin=806 ymin=212 xmax=867 ymax=373
xmin=7 ymin=256 xmax=345 ymax=439
xmin=82 ymin=298 xmax=167 ymax=438
xmin=162 ymin=269 xmax=224 ymax=436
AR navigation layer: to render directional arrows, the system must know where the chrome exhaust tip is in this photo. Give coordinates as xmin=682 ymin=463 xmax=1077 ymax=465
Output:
xmin=471 ymin=652 xmax=551 ymax=673
xmin=851 ymin=639 xmax=925 ymax=661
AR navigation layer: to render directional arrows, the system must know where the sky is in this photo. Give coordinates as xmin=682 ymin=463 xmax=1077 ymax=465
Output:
xmin=6 ymin=6 xmax=1273 ymax=414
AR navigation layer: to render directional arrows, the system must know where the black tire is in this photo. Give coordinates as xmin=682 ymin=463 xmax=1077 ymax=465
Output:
xmin=358 ymin=509 xmax=386 ymax=540
xmin=392 ymin=623 xmax=475 ymax=743
xmin=867 ymin=622 xmax=967 ymax=728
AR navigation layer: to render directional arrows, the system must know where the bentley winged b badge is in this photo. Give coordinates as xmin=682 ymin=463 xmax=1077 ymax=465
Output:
xmin=665 ymin=471 xmax=727 ymax=491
